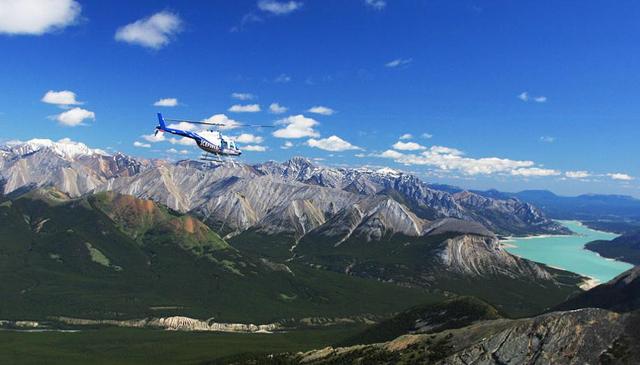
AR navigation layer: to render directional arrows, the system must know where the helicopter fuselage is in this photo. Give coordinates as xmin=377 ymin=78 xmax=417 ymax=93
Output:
xmin=156 ymin=125 xmax=242 ymax=157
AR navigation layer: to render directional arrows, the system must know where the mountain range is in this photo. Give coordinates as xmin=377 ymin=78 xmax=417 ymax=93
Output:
xmin=2 ymin=138 xmax=639 ymax=364
xmin=0 ymin=139 xmax=568 ymax=239
xmin=0 ymin=138 xmax=586 ymax=319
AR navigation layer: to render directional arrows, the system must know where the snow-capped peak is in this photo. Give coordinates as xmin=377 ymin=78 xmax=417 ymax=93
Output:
xmin=3 ymin=138 xmax=109 ymax=159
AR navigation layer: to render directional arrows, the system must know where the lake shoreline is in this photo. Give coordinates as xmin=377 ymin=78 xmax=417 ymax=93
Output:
xmin=502 ymin=220 xmax=632 ymax=285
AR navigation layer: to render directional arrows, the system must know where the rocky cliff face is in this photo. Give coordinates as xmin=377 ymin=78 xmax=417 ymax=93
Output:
xmin=437 ymin=234 xmax=552 ymax=280
xmin=54 ymin=316 xmax=280 ymax=333
xmin=0 ymin=140 xmax=566 ymax=240
xmin=265 ymin=308 xmax=639 ymax=365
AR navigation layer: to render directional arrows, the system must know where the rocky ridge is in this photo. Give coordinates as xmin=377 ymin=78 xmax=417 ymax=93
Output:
xmin=0 ymin=139 xmax=567 ymax=242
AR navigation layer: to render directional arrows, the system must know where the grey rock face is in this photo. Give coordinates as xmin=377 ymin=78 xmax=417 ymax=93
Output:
xmin=443 ymin=309 xmax=624 ymax=365
xmin=437 ymin=234 xmax=553 ymax=279
xmin=288 ymin=308 xmax=635 ymax=365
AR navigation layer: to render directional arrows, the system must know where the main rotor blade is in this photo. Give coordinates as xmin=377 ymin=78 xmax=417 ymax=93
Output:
xmin=164 ymin=118 xmax=273 ymax=128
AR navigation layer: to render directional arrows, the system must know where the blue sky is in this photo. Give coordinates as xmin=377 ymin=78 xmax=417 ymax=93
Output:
xmin=0 ymin=0 xmax=639 ymax=197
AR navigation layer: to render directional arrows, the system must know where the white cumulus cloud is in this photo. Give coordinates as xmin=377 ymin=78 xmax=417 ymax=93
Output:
xmin=133 ymin=141 xmax=151 ymax=148
xmin=257 ymin=1 xmax=302 ymax=15
xmin=399 ymin=133 xmax=413 ymax=140
xmin=142 ymin=132 xmax=165 ymax=143
xmin=608 ymin=173 xmax=634 ymax=181
xmin=308 ymin=106 xmax=335 ymax=116
xmin=41 ymin=90 xmax=82 ymax=106
xmin=228 ymin=104 xmax=261 ymax=113
xmin=273 ymin=114 xmax=320 ymax=139
xmin=154 ymin=98 xmax=178 ymax=107
xmin=243 ymin=145 xmax=267 ymax=152
xmin=377 ymin=146 xmax=544 ymax=176
xmin=54 ymin=107 xmax=95 ymax=126
xmin=200 ymin=114 xmax=241 ymax=129
xmin=281 ymin=141 xmax=294 ymax=149
xmin=269 ymin=102 xmax=287 ymax=114
xmin=392 ymin=141 xmax=426 ymax=151
xmin=0 ymin=0 xmax=81 ymax=35
xmin=115 ymin=11 xmax=182 ymax=49
xmin=233 ymin=133 xmax=264 ymax=144
xmin=307 ymin=135 xmax=361 ymax=152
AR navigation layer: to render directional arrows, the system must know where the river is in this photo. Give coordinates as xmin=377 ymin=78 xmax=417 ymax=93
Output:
xmin=502 ymin=220 xmax=634 ymax=285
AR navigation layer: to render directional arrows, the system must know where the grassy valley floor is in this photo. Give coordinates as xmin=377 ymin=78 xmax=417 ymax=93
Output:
xmin=0 ymin=325 xmax=367 ymax=365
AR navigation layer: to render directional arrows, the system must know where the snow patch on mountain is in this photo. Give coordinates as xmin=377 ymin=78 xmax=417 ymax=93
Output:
xmin=3 ymin=138 xmax=109 ymax=159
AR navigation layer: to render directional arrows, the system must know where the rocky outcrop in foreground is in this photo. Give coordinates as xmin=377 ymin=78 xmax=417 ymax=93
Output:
xmin=259 ymin=308 xmax=639 ymax=365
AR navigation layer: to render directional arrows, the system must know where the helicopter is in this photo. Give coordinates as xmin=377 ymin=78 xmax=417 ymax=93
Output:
xmin=154 ymin=113 xmax=272 ymax=161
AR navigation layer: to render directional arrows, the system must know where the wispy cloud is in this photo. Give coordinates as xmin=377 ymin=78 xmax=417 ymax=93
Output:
xmin=228 ymin=104 xmax=261 ymax=113
xmin=539 ymin=136 xmax=555 ymax=143
xmin=133 ymin=141 xmax=151 ymax=148
xmin=231 ymin=92 xmax=255 ymax=100
xmin=307 ymin=106 xmax=335 ymax=115
xmin=511 ymin=167 xmax=560 ymax=177
xmin=257 ymin=1 xmax=303 ymax=15
xmin=365 ymin=0 xmax=387 ymax=10
xmin=274 ymin=73 xmax=292 ymax=83
xmin=518 ymin=91 xmax=547 ymax=103
xmin=565 ymin=171 xmax=591 ymax=179
xmin=0 ymin=0 xmax=81 ymax=35
xmin=386 ymin=58 xmax=412 ymax=68
xmin=115 ymin=11 xmax=182 ymax=49
xmin=399 ymin=133 xmax=413 ymax=140
xmin=243 ymin=144 xmax=268 ymax=152
xmin=167 ymin=148 xmax=189 ymax=155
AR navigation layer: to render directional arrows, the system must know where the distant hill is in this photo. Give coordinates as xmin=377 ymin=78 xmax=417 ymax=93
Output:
xmin=478 ymin=189 xmax=640 ymax=224
xmin=337 ymin=297 xmax=500 ymax=346
xmin=586 ymin=231 xmax=640 ymax=265
xmin=555 ymin=266 xmax=640 ymax=313
xmin=429 ymin=183 xmax=640 ymax=226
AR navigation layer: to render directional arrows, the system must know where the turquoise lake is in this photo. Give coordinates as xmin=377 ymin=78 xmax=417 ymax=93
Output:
xmin=503 ymin=220 xmax=634 ymax=284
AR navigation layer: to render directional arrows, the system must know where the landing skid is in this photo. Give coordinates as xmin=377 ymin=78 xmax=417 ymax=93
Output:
xmin=199 ymin=152 xmax=222 ymax=163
